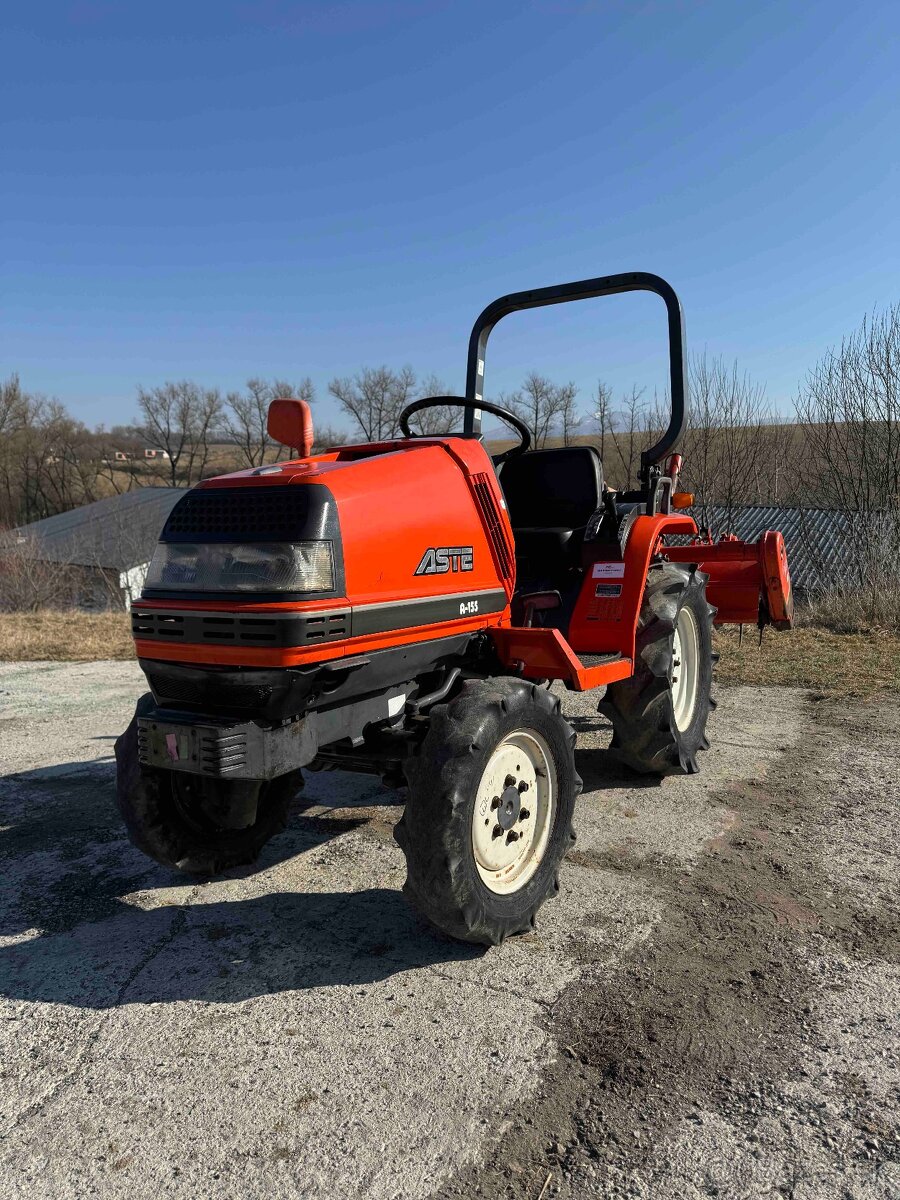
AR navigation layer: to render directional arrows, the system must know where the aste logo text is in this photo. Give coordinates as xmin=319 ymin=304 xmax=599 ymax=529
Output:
xmin=414 ymin=546 xmax=474 ymax=575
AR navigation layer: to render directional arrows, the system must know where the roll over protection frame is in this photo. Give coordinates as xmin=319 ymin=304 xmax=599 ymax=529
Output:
xmin=463 ymin=271 xmax=689 ymax=487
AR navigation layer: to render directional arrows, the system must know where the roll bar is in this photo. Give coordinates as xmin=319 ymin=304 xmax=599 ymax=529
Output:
xmin=464 ymin=271 xmax=688 ymax=486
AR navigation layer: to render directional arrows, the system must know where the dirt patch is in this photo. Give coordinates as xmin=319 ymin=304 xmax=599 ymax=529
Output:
xmin=433 ymin=693 xmax=900 ymax=1200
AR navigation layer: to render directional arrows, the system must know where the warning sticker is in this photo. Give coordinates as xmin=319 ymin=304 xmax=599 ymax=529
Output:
xmin=592 ymin=561 xmax=625 ymax=579
xmin=595 ymin=583 xmax=622 ymax=598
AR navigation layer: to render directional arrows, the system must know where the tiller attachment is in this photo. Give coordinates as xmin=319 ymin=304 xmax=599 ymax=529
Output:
xmin=666 ymin=529 xmax=793 ymax=631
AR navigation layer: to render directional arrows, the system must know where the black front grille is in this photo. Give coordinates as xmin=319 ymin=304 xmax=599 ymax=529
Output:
xmin=132 ymin=607 xmax=350 ymax=647
xmin=163 ymin=486 xmax=311 ymax=541
xmin=147 ymin=673 xmax=274 ymax=710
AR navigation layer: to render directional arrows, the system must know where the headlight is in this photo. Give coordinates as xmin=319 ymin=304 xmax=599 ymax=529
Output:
xmin=144 ymin=541 xmax=334 ymax=593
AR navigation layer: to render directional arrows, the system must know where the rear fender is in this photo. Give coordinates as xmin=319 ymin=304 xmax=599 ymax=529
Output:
xmin=568 ymin=514 xmax=698 ymax=661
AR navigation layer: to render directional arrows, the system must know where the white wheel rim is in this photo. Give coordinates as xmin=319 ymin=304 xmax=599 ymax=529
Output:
xmin=471 ymin=729 xmax=556 ymax=895
xmin=672 ymin=605 xmax=700 ymax=732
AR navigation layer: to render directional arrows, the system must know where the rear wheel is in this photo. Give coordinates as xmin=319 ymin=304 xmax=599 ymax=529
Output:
xmin=396 ymin=678 xmax=581 ymax=945
xmin=114 ymin=694 xmax=301 ymax=874
xmin=599 ymin=562 xmax=715 ymax=775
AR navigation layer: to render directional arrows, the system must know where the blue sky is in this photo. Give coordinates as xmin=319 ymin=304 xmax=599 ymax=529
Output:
xmin=2 ymin=1 xmax=899 ymax=430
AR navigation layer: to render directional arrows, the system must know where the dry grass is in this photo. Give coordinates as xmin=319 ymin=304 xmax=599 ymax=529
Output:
xmin=0 ymin=611 xmax=134 ymax=662
xmin=714 ymin=624 xmax=900 ymax=699
xmin=3 ymin=609 xmax=899 ymax=701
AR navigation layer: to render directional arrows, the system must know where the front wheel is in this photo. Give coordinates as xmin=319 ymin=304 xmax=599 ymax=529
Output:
xmin=395 ymin=679 xmax=581 ymax=945
xmin=599 ymin=561 xmax=715 ymax=776
xmin=114 ymin=694 xmax=302 ymax=874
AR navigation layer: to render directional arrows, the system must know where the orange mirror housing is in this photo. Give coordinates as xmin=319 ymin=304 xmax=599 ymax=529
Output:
xmin=267 ymin=397 xmax=314 ymax=458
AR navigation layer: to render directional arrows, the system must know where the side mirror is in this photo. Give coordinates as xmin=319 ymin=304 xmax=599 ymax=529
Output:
xmin=267 ymin=397 xmax=314 ymax=458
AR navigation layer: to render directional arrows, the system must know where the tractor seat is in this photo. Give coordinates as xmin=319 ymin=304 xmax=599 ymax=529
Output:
xmin=499 ymin=446 xmax=604 ymax=573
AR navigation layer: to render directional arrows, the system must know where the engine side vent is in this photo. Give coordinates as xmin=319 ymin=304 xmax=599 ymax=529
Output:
xmin=472 ymin=473 xmax=514 ymax=582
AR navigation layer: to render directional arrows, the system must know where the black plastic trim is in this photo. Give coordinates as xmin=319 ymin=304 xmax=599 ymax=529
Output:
xmin=134 ymin=589 xmax=508 ymax=649
xmin=351 ymin=589 xmax=507 ymax=635
xmin=132 ymin=607 xmax=350 ymax=648
xmin=139 ymin=632 xmax=477 ymax=721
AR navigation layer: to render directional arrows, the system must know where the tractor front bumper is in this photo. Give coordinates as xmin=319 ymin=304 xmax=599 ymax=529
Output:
xmin=137 ymin=711 xmax=318 ymax=781
xmin=137 ymin=684 xmax=410 ymax=782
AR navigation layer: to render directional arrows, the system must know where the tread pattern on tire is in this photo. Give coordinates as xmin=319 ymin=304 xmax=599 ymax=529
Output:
xmin=396 ymin=677 xmax=581 ymax=946
xmin=598 ymin=561 xmax=716 ymax=776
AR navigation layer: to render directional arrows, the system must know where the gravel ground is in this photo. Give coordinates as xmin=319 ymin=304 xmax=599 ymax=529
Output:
xmin=0 ymin=661 xmax=897 ymax=1199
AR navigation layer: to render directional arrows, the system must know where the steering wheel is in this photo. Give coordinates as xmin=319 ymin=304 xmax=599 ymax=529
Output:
xmin=398 ymin=396 xmax=532 ymax=464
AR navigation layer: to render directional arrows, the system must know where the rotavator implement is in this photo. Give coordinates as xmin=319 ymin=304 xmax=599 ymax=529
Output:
xmin=116 ymin=272 xmax=793 ymax=944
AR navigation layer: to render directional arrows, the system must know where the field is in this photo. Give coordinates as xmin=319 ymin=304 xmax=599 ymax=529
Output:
xmin=0 ymin=612 xmax=134 ymax=663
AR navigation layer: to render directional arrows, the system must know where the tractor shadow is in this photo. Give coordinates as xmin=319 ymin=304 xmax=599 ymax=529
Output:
xmin=569 ymin=714 xmax=663 ymax=792
xmin=0 ymin=759 xmax=478 ymax=1010
xmin=575 ymin=747 xmax=663 ymax=792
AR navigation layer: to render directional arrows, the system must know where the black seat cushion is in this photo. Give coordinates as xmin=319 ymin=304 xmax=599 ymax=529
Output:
xmin=500 ymin=447 xmax=604 ymax=577
xmin=513 ymin=527 xmax=580 ymax=565
xmin=499 ymin=446 xmax=603 ymax=530
xmin=501 ymin=446 xmax=607 ymax=530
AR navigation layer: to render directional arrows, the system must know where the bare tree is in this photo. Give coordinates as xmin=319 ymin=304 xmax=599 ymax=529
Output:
xmin=504 ymin=373 xmax=564 ymax=449
xmin=558 ymin=382 xmax=580 ymax=446
xmin=795 ymin=303 xmax=900 ymax=514
xmin=0 ymin=534 xmax=78 ymax=612
xmin=223 ymin=377 xmax=315 ymax=468
xmin=137 ymin=381 xmax=224 ymax=487
xmin=310 ymin=423 xmax=350 ymax=453
xmin=0 ymin=388 xmax=102 ymax=524
xmin=92 ymin=423 xmax=145 ymax=495
xmin=592 ymin=381 xmax=614 ymax=463
xmin=679 ymin=353 xmax=772 ymax=526
xmin=328 ymin=366 xmax=416 ymax=441
xmin=606 ymin=386 xmax=646 ymax=487
xmin=405 ymin=374 xmax=459 ymax=436
xmin=793 ymin=302 xmax=900 ymax=611
xmin=0 ymin=375 xmax=27 ymax=525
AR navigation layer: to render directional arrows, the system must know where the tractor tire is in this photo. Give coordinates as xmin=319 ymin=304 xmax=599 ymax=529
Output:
xmin=396 ymin=678 xmax=581 ymax=946
xmin=599 ymin=561 xmax=715 ymax=776
xmin=114 ymin=693 xmax=301 ymax=874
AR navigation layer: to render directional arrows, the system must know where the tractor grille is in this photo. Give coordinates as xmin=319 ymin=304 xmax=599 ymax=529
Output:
xmin=162 ymin=486 xmax=311 ymax=541
xmin=472 ymin=474 xmax=514 ymax=582
xmin=146 ymin=672 xmax=274 ymax=710
xmin=132 ymin=607 xmax=350 ymax=647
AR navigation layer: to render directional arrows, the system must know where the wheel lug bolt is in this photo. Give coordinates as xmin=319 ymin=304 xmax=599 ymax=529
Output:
xmin=490 ymin=796 xmax=501 ymax=810
xmin=491 ymin=824 xmax=503 ymax=839
xmin=504 ymin=774 xmax=516 ymax=788
xmin=519 ymin=808 xmax=530 ymax=821
xmin=517 ymin=780 xmax=529 ymax=793
xmin=506 ymin=830 xmax=520 ymax=844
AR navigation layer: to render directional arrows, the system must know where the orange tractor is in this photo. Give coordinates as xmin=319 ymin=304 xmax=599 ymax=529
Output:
xmin=116 ymin=272 xmax=792 ymax=944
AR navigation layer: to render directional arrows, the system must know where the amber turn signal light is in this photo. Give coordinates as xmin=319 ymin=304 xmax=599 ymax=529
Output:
xmin=672 ymin=492 xmax=694 ymax=509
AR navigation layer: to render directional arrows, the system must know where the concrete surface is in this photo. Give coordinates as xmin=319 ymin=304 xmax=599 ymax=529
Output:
xmin=0 ymin=661 xmax=896 ymax=1199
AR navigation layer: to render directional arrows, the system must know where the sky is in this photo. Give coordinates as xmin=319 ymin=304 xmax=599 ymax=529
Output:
xmin=2 ymin=0 xmax=899 ymax=431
